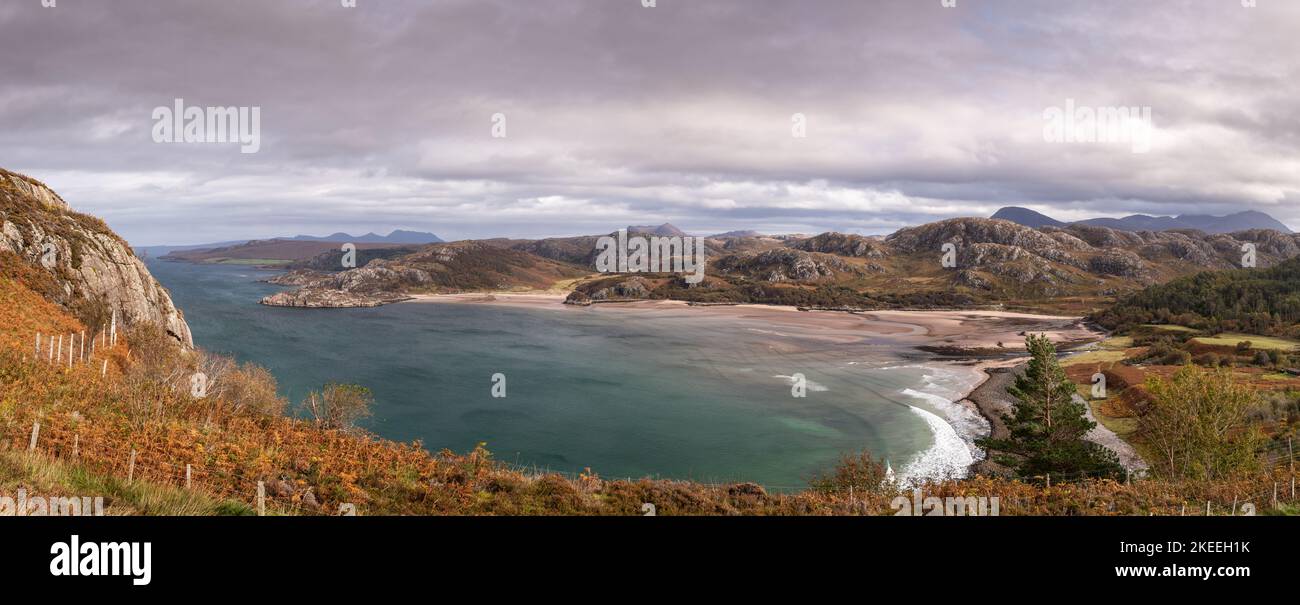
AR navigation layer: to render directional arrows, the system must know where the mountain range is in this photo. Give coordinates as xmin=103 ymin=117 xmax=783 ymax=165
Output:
xmin=258 ymin=212 xmax=1300 ymax=312
xmin=137 ymin=229 xmax=442 ymax=259
xmin=990 ymin=207 xmax=1292 ymax=234
xmin=282 ymin=230 xmax=444 ymax=244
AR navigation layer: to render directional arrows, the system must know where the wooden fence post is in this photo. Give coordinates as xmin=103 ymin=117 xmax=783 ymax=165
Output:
xmin=1273 ymin=483 xmax=1279 ymax=508
xmin=28 ymin=421 xmax=40 ymax=452
xmin=186 ymin=465 xmax=192 ymax=490
xmin=35 ymin=332 xmax=41 ymax=356
xmin=72 ymin=435 xmax=79 ymax=460
xmin=127 ymin=449 xmax=136 ymax=484
xmin=257 ymin=481 xmax=266 ymax=516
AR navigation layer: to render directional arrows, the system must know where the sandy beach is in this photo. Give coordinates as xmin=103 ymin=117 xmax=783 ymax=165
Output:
xmin=410 ymin=293 xmax=1102 ymax=354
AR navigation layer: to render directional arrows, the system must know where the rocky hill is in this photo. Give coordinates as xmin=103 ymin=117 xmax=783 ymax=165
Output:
xmin=0 ymin=169 xmax=192 ymax=346
xmin=261 ymin=241 xmax=589 ymax=307
xmin=565 ymin=218 xmax=1300 ymax=312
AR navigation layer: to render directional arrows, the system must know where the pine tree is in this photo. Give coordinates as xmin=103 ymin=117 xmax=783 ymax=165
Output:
xmin=977 ymin=334 xmax=1123 ymax=481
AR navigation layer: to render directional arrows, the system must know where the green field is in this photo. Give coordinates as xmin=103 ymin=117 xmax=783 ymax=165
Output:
xmin=1062 ymin=336 xmax=1132 ymax=367
xmin=211 ymin=258 xmax=294 ymax=266
xmin=1141 ymin=324 xmax=1198 ymax=333
xmin=1100 ymin=336 xmax=1134 ymax=349
xmin=1086 ymin=400 xmax=1139 ymax=438
xmin=1193 ymin=333 xmax=1300 ymax=351
xmin=1063 ymin=349 xmax=1128 ymax=367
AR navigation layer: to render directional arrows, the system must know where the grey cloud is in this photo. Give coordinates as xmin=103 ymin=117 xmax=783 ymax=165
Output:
xmin=0 ymin=0 xmax=1296 ymax=244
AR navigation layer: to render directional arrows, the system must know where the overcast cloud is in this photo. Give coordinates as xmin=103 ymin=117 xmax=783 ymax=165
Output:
xmin=1 ymin=0 xmax=1297 ymax=245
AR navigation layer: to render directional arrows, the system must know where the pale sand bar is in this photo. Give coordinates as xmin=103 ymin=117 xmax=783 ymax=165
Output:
xmin=409 ymin=294 xmax=1102 ymax=353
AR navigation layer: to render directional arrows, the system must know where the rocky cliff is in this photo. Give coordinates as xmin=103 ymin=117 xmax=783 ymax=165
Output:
xmin=0 ymin=169 xmax=193 ymax=346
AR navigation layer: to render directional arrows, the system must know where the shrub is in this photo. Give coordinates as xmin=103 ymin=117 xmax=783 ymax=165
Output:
xmin=205 ymin=357 xmax=286 ymax=420
xmin=1161 ymin=350 xmax=1192 ymax=366
xmin=301 ymin=383 xmax=373 ymax=431
xmin=809 ymin=451 xmax=894 ymax=495
xmin=1141 ymin=365 xmax=1265 ymax=481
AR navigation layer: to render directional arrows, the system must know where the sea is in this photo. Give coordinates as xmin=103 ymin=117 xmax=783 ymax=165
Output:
xmin=146 ymin=259 xmax=989 ymax=490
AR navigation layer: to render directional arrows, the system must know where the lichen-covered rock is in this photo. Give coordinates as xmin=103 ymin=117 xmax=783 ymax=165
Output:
xmin=954 ymin=269 xmax=993 ymax=290
xmin=260 ymin=288 xmax=412 ymax=308
xmin=0 ymin=169 xmax=193 ymax=346
xmin=887 ymin=218 xmax=1088 ymax=269
xmin=791 ymin=232 xmax=888 ymax=259
xmin=713 ymin=248 xmax=867 ymax=282
xmin=1089 ymin=249 xmax=1146 ymax=277
xmin=588 ymin=277 xmax=652 ymax=300
xmin=263 ymin=269 xmax=330 ymax=286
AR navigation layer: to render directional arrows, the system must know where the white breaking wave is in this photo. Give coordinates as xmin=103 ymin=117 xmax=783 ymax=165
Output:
xmin=899 ymin=404 xmax=974 ymax=483
xmin=895 ymin=367 xmax=991 ymax=484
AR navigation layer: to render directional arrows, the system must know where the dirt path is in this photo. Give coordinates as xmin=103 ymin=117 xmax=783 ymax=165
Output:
xmin=964 ymin=362 xmax=1148 ymax=474
xmin=1075 ymin=393 xmax=1148 ymax=472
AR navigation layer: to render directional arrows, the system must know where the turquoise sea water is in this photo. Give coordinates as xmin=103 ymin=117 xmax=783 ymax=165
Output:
xmin=146 ymin=259 xmax=985 ymax=489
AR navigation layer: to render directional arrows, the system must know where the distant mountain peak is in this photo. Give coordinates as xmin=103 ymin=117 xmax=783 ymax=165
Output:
xmin=990 ymin=207 xmax=1065 ymax=228
xmin=710 ymin=230 xmax=763 ymax=238
xmin=990 ymin=207 xmax=1291 ymax=235
xmin=627 ymin=223 xmax=687 ymax=237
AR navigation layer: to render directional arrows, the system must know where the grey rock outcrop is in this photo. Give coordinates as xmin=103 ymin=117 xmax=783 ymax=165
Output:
xmin=0 ymin=169 xmax=193 ymax=346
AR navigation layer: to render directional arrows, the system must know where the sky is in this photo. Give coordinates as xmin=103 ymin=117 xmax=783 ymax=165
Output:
xmin=1 ymin=0 xmax=1297 ymax=245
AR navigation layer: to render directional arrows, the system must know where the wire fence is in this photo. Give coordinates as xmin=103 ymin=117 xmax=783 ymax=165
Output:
xmin=6 ymin=330 xmax=1300 ymax=516
xmin=10 ymin=411 xmax=1299 ymax=517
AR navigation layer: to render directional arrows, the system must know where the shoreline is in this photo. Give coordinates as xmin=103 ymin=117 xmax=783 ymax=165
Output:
xmin=412 ymin=292 xmax=1107 ymax=481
